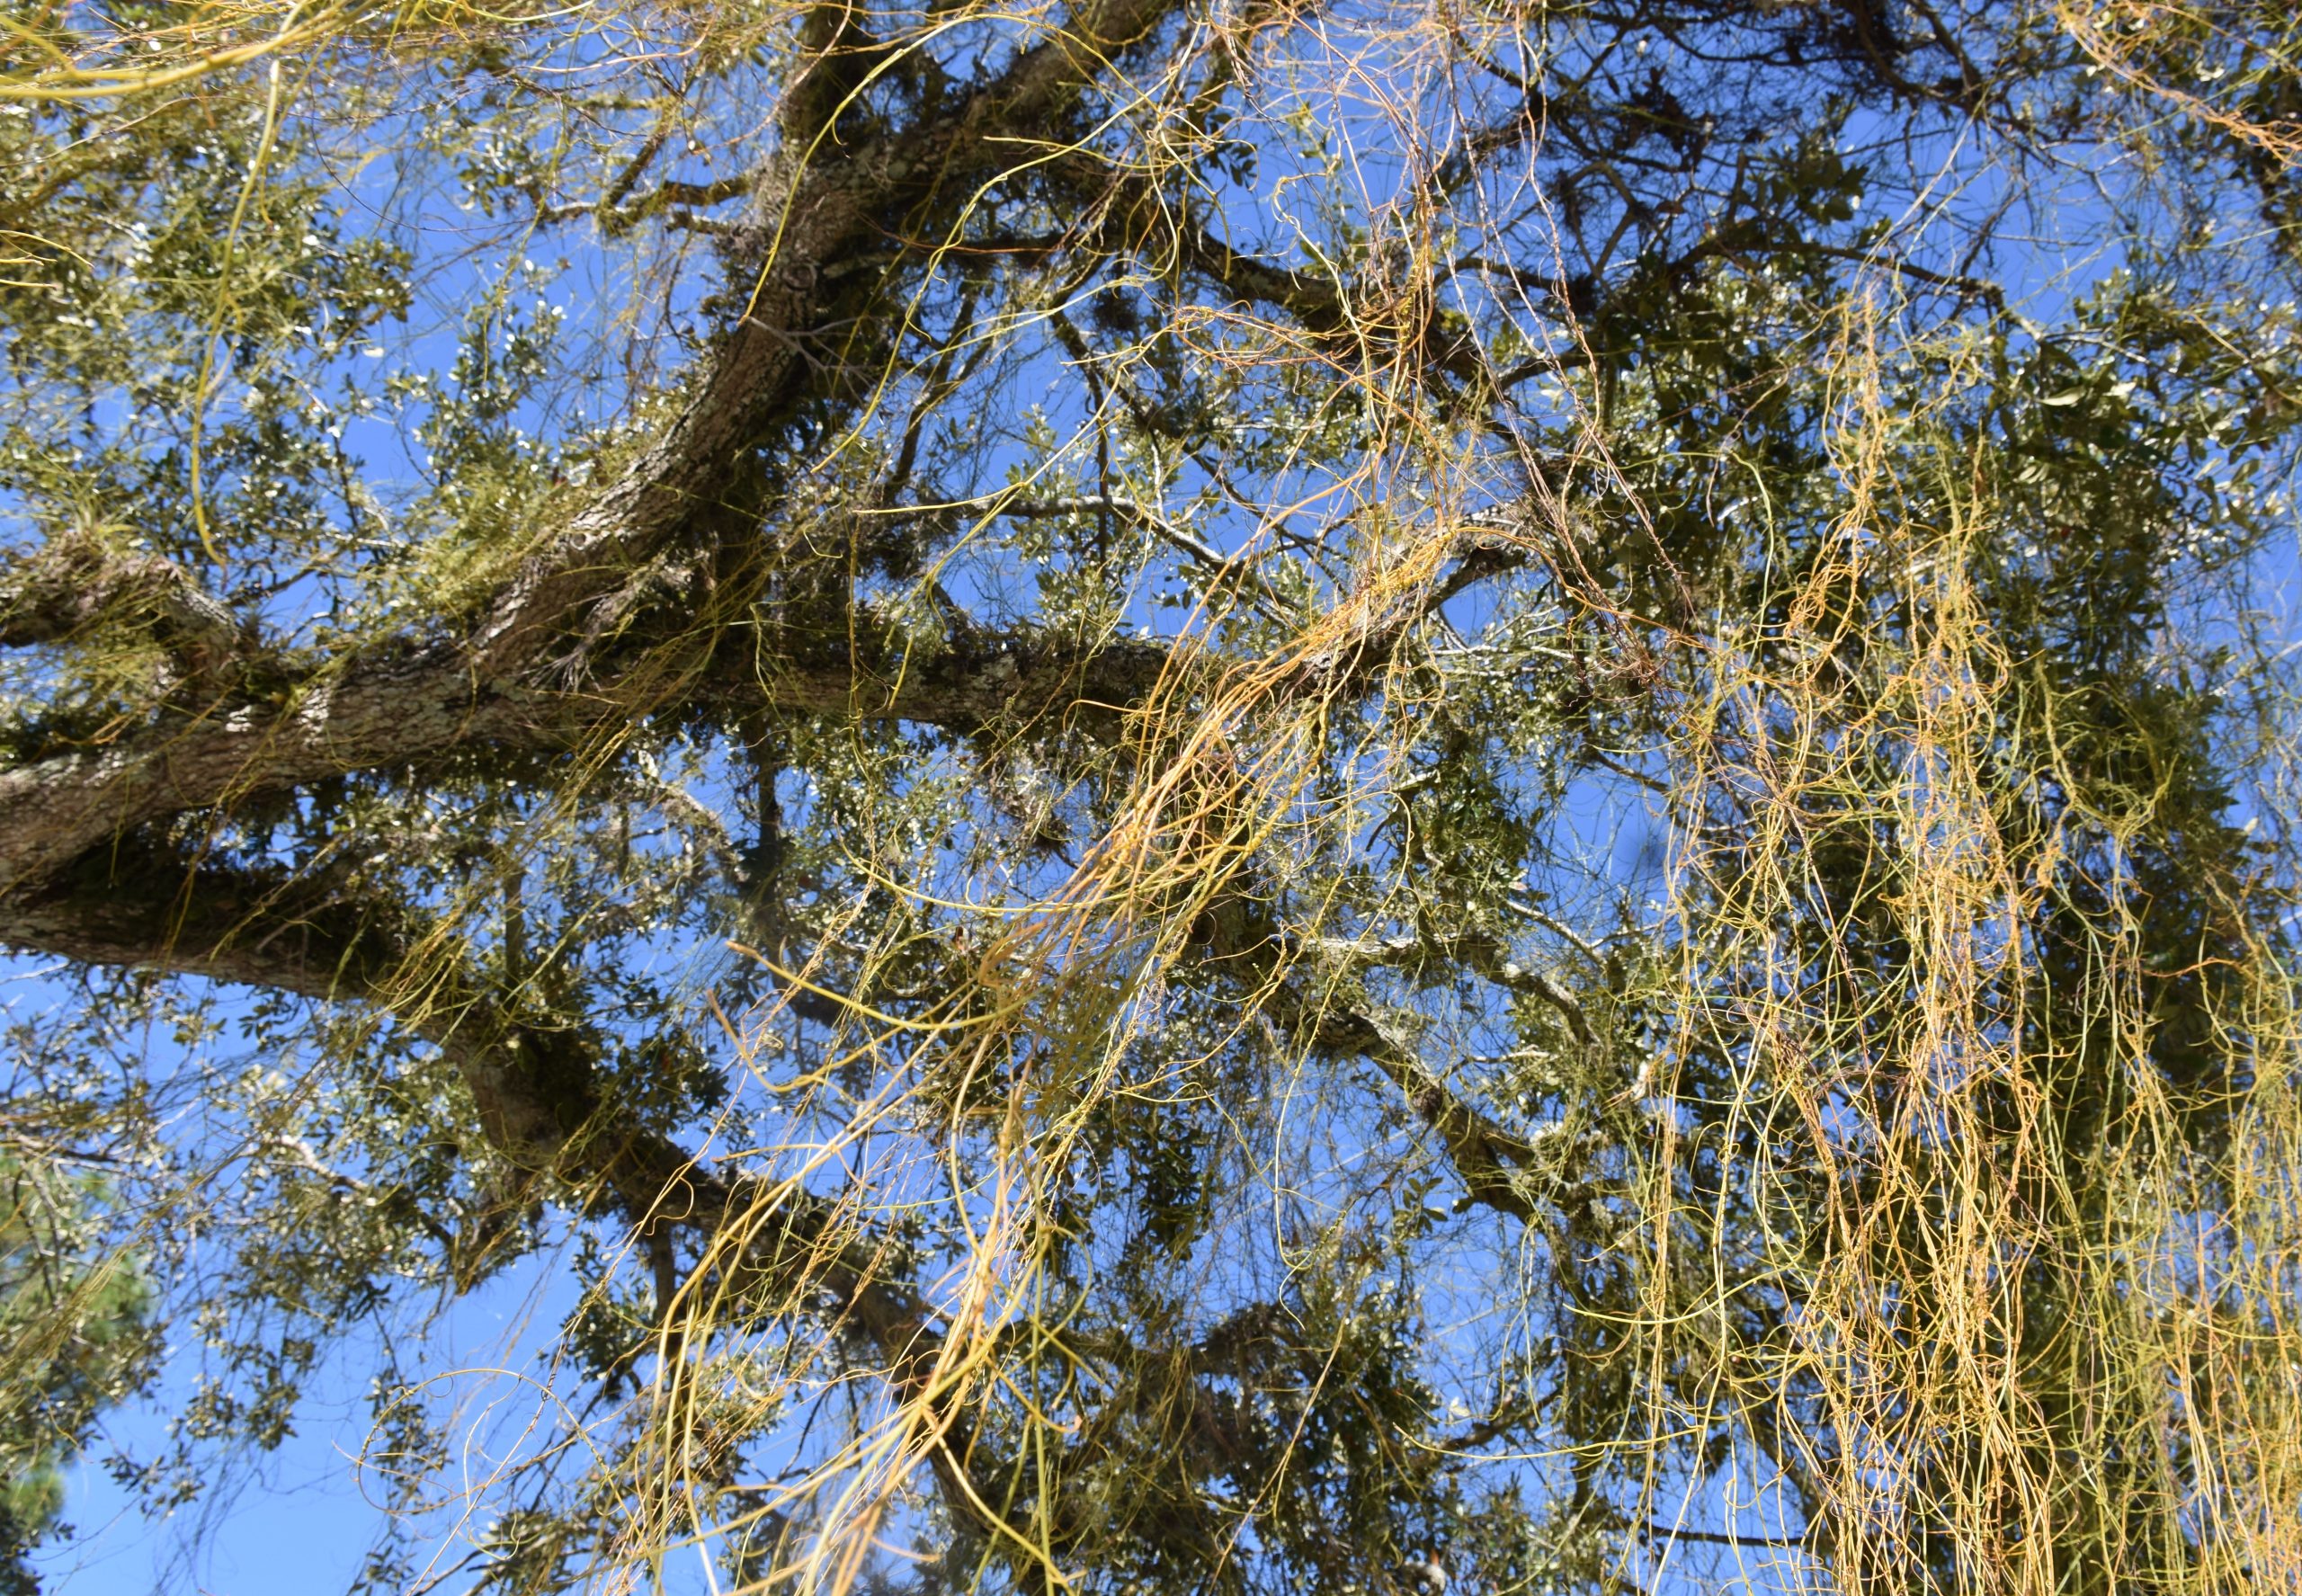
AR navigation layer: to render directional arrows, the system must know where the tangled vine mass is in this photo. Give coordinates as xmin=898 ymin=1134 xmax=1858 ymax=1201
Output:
xmin=5 ymin=2 xmax=2302 ymax=1592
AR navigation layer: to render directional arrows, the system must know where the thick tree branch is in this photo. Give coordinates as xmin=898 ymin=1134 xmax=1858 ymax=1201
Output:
xmin=0 ymin=0 xmax=1187 ymax=898
xmin=1310 ymin=927 xmax=1594 ymax=1045
xmin=0 ymin=537 xmax=243 ymax=672
xmin=0 ymin=616 xmax=1173 ymax=902
xmin=0 ymin=832 xmax=1033 ymax=1548
xmin=2 ymin=834 xmax=944 ymax=1341
xmin=466 ymin=0 xmax=1188 ymax=682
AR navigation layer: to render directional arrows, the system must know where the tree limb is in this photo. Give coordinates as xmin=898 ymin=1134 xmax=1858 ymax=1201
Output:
xmin=0 ymin=831 xmax=1037 ymax=1548
xmin=0 ymin=0 xmax=1190 ymax=896
xmin=0 ymin=536 xmax=243 ymax=673
xmin=0 ymin=615 xmax=1173 ymax=902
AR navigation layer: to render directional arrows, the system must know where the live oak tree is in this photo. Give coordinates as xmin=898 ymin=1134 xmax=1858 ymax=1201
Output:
xmin=4 ymin=1 xmax=2302 ymax=1592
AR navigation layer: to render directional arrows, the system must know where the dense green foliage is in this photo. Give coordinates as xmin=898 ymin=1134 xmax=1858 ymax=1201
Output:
xmin=4 ymin=1 xmax=2302 ymax=1592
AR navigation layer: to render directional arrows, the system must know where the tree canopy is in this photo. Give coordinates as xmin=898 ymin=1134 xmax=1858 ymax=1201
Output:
xmin=4 ymin=0 xmax=2302 ymax=1592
